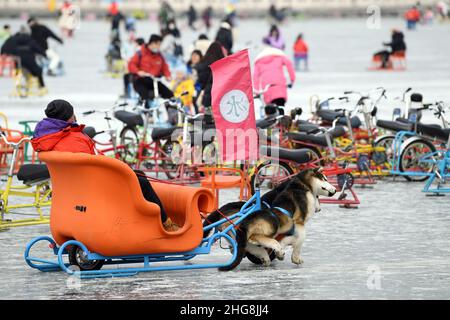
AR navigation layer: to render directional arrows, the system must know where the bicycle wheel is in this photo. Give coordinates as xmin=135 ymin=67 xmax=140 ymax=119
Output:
xmin=203 ymin=142 xmax=218 ymax=165
xmin=250 ymin=161 xmax=294 ymax=195
xmin=374 ymin=135 xmax=395 ymax=165
xmin=399 ymin=139 xmax=436 ymax=181
xmin=119 ymin=126 xmax=139 ymax=164
xmin=161 ymin=140 xmax=179 ymax=179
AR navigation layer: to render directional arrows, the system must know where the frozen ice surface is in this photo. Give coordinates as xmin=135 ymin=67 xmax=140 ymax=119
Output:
xmin=0 ymin=18 xmax=450 ymax=300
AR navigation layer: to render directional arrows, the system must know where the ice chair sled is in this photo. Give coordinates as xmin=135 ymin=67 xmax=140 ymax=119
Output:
xmin=25 ymin=151 xmax=259 ymax=278
xmin=370 ymin=51 xmax=406 ymax=71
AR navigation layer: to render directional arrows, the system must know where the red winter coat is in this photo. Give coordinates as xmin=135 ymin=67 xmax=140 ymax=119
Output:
xmin=293 ymin=39 xmax=308 ymax=54
xmin=128 ymin=45 xmax=171 ymax=78
xmin=405 ymin=8 xmax=421 ymax=21
xmin=31 ymin=125 xmax=95 ymax=155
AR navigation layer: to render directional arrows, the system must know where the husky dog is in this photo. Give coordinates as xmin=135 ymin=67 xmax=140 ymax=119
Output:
xmin=203 ymin=168 xmax=336 ymax=271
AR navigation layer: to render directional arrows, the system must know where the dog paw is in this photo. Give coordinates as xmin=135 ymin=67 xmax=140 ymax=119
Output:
xmin=276 ymin=249 xmax=285 ymax=261
xmin=262 ymin=258 xmax=271 ymax=267
xmin=291 ymin=254 xmax=304 ymax=265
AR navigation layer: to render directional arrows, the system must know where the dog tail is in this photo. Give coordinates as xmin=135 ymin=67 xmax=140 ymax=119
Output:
xmin=218 ymin=224 xmax=248 ymax=271
xmin=202 ymin=201 xmax=246 ymax=238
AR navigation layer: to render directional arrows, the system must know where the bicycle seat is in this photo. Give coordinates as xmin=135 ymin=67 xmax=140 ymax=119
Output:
xmin=376 ymin=119 xmax=413 ymax=132
xmin=287 ymin=126 xmax=346 ymax=147
xmin=151 ymin=126 xmax=177 ymax=141
xmin=317 ymin=109 xmax=362 ymax=128
xmin=297 ymin=123 xmax=320 ymax=133
xmin=256 ymin=117 xmax=276 ymax=129
xmin=188 ymin=114 xmax=205 ymax=123
xmin=417 ymin=123 xmax=450 ymax=142
xmin=82 ymin=126 xmax=97 ymax=139
xmin=114 ymin=110 xmax=144 ymax=127
xmin=17 ymin=164 xmax=50 ymax=184
xmin=260 ymin=146 xmax=312 ymax=164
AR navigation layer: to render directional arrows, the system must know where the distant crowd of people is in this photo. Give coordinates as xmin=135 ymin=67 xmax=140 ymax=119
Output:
xmin=404 ymin=1 xmax=450 ymax=29
xmin=104 ymin=2 xmax=237 ymax=119
xmin=101 ymin=0 xmax=313 ymax=115
xmin=2 ymin=0 xmax=443 ymax=108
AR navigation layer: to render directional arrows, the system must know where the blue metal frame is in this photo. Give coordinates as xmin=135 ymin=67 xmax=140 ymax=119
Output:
xmin=24 ymin=189 xmax=262 ymax=278
xmin=421 ymin=149 xmax=450 ymax=194
xmin=390 ymin=130 xmax=435 ymax=178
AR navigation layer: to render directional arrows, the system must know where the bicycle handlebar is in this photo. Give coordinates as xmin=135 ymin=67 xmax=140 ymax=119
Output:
xmin=0 ymin=133 xmax=31 ymax=147
xmin=82 ymin=102 xmax=129 ymax=116
xmin=253 ymin=84 xmax=274 ymax=97
xmin=139 ymin=74 xmax=164 ymax=80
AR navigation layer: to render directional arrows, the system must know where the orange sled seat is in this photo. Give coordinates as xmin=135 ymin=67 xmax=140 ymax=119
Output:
xmin=39 ymin=151 xmax=215 ymax=257
xmin=390 ymin=51 xmax=406 ymax=70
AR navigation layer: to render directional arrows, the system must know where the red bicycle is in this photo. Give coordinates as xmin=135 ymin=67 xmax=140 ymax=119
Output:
xmin=82 ymin=103 xmax=132 ymax=162
xmin=250 ymin=126 xmax=361 ymax=208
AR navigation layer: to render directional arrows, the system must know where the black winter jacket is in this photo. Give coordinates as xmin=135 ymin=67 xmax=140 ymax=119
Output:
xmin=30 ymin=24 xmax=63 ymax=51
xmin=195 ymin=61 xmax=213 ymax=107
xmin=1 ymin=33 xmax=46 ymax=64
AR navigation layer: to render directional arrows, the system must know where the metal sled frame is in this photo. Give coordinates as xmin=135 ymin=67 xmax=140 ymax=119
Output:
xmin=24 ymin=188 xmax=263 ymax=279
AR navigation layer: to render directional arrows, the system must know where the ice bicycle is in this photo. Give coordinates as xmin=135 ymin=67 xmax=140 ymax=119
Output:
xmin=418 ymin=103 xmax=450 ymax=195
xmin=387 ymin=102 xmax=449 ymax=182
xmin=1 ymin=133 xmax=51 ymax=230
xmin=24 ymin=151 xmax=266 ymax=278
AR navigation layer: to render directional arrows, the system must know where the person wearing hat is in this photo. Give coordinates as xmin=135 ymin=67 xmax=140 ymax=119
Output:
xmin=128 ymin=34 xmax=173 ymax=107
xmin=31 ymin=99 xmax=94 ymax=154
xmin=31 ymin=99 xmax=179 ymax=231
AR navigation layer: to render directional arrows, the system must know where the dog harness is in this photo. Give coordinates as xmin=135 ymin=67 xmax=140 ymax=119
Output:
xmin=272 ymin=206 xmax=296 ymax=237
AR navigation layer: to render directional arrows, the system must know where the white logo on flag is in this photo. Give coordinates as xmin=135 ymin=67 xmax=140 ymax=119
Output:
xmin=219 ymin=90 xmax=250 ymax=123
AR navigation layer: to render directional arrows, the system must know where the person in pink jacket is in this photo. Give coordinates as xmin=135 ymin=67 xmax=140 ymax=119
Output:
xmin=253 ymin=46 xmax=296 ymax=114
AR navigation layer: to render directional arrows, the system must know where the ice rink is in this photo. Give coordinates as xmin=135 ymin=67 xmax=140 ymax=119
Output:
xmin=0 ymin=17 xmax=450 ymax=300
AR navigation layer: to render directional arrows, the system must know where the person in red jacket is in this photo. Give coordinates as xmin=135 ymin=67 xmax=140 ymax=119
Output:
xmin=293 ymin=33 xmax=308 ymax=71
xmin=32 ymin=99 xmax=179 ymax=231
xmin=128 ymin=34 xmax=173 ymax=107
xmin=405 ymin=6 xmax=421 ymax=29
xmin=32 ymin=100 xmax=95 ymax=154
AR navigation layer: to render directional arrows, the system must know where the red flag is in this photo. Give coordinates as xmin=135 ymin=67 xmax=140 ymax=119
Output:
xmin=210 ymin=49 xmax=258 ymax=162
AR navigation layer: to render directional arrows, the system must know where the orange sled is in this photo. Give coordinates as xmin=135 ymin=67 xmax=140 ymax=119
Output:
xmin=24 ymin=152 xmax=263 ymax=277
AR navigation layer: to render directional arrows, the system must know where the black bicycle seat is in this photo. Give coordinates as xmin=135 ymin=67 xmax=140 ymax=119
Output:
xmin=82 ymin=126 xmax=97 ymax=139
xmin=287 ymin=126 xmax=346 ymax=147
xmin=417 ymin=123 xmax=450 ymax=142
xmin=260 ymin=146 xmax=312 ymax=164
xmin=297 ymin=123 xmax=320 ymax=133
xmin=256 ymin=117 xmax=276 ymax=129
xmin=114 ymin=110 xmax=144 ymax=127
xmin=151 ymin=126 xmax=177 ymax=141
xmin=376 ymin=119 xmax=413 ymax=132
xmin=317 ymin=109 xmax=362 ymax=128
xmin=17 ymin=164 xmax=50 ymax=184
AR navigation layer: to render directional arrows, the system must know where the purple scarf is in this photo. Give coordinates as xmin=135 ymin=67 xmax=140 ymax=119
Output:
xmin=33 ymin=118 xmax=79 ymax=138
